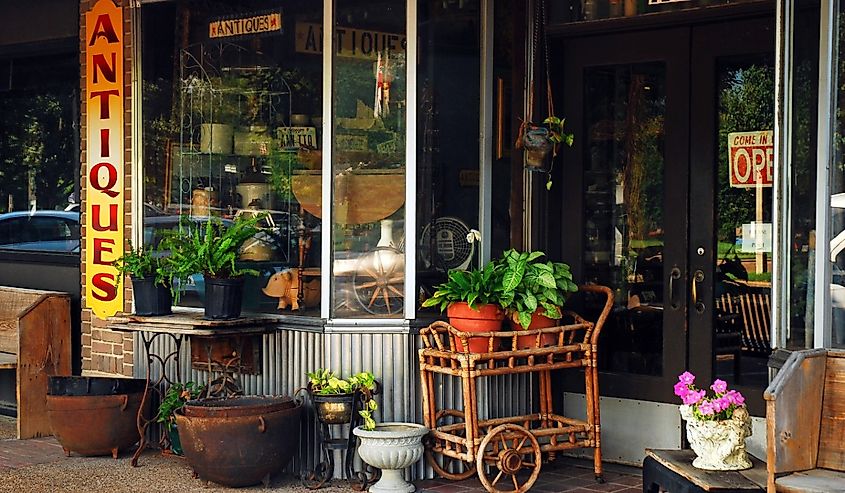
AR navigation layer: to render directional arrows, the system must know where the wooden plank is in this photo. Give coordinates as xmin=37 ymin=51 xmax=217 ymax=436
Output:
xmin=0 ymin=319 xmax=17 ymax=354
xmin=765 ymin=350 xmax=826 ymax=475
xmin=17 ymin=295 xmax=71 ymax=439
xmin=775 ymin=468 xmax=845 ymax=493
xmin=817 ymin=355 xmax=845 ymax=470
xmin=645 ymin=449 xmax=764 ymax=491
xmin=0 ymin=353 xmax=17 ymax=369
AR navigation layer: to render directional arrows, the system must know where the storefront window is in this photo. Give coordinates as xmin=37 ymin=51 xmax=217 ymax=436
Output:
xmin=415 ymin=1 xmax=483 ymax=312
xmin=549 ymin=0 xmax=764 ymax=24
xmin=142 ymin=1 xmax=323 ymax=315
xmin=0 ymin=53 xmax=79 ymax=254
xmin=330 ymin=0 xmax=407 ymax=318
xmin=831 ymin=1 xmax=845 ymax=349
xmin=786 ymin=7 xmax=819 ymax=349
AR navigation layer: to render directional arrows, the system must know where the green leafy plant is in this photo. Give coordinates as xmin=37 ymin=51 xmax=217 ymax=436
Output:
xmin=421 ymin=262 xmax=506 ymax=312
xmin=542 ymin=116 xmax=574 ymax=191
xmin=161 ymin=214 xmax=265 ymax=289
xmin=114 ymin=242 xmax=171 ymax=286
xmin=307 ymin=369 xmax=379 ymax=430
xmin=155 ymin=381 xmax=205 ymax=432
xmin=496 ymin=249 xmax=578 ymax=330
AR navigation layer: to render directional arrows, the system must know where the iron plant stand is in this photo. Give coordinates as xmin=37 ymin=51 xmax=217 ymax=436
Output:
xmin=303 ymin=388 xmax=380 ymax=490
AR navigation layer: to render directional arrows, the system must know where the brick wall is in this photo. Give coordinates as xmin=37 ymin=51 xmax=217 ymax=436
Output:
xmin=80 ymin=0 xmax=135 ymax=377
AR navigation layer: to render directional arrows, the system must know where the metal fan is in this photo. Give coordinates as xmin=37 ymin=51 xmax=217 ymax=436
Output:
xmin=419 ymin=217 xmax=474 ymax=272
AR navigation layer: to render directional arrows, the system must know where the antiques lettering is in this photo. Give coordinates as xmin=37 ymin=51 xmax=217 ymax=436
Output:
xmin=209 ymin=12 xmax=282 ymax=39
xmin=295 ymin=22 xmax=406 ymax=59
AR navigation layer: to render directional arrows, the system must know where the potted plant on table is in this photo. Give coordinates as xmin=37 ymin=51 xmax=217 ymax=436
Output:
xmin=154 ymin=381 xmax=204 ymax=455
xmin=162 ymin=213 xmax=264 ymax=319
xmin=674 ymin=372 xmax=752 ymax=471
xmin=114 ymin=243 xmax=173 ymax=316
xmin=421 ymin=260 xmax=508 ymax=353
xmin=306 ymin=368 xmax=379 ymax=426
xmin=497 ymin=249 xmax=578 ymax=349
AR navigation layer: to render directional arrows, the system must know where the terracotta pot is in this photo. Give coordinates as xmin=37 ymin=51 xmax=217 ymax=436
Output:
xmin=512 ymin=310 xmax=560 ymax=349
xmin=447 ymin=302 xmax=504 ymax=353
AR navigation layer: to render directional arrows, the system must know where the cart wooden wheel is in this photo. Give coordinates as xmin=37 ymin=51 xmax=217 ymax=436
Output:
xmin=425 ymin=409 xmax=476 ymax=480
xmin=476 ymin=424 xmax=542 ymax=493
xmin=353 ymin=246 xmax=404 ymax=315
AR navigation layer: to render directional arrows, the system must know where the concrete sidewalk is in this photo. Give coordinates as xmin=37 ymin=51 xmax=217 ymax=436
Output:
xmin=0 ymin=433 xmax=641 ymax=492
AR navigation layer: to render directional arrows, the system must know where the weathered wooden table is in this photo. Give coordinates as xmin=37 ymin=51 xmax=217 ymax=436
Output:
xmin=109 ymin=308 xmax=277 ymax=465
xmin=643 ymin=449 xmax=766 ymax=493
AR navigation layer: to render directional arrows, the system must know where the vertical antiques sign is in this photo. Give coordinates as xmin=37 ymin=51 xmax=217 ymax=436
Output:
xmin=85 ymin=0 xmax=124 ymax=319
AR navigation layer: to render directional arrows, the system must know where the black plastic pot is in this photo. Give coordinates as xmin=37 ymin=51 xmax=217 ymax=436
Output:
xmin=131 ymin=277 xmax=172 ymax=316
xmin=204 ymin=276 xmax=245 ymax=320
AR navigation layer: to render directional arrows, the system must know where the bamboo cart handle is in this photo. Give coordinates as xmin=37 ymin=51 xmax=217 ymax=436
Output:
xmin=577 ymin=284 xmax=614 ymax=345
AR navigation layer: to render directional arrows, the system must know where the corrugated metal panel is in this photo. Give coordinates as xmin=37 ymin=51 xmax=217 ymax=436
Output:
xmin=134 ymin=326 xmax=535 ymax=481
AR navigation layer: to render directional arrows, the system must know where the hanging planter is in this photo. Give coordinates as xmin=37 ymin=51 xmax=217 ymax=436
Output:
xmin=522 ymin=125 xmax=554 ymax=170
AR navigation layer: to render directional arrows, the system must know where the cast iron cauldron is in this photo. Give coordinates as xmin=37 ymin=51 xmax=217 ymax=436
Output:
xmin=175 ymin=396 xmax=302 ymax=487
xmin=46 ymin=376 xmax=149 ymax=458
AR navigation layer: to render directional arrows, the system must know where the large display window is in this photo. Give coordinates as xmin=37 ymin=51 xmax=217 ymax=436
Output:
xmin=142 ymin=0 xmax=323 ymax=315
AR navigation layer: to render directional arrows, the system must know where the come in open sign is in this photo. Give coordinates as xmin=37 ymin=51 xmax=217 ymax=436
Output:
xmin=728 ymin=131 xmax=774 ymax=188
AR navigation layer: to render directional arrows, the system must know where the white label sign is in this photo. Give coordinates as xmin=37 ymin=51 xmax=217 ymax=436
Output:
xmin=741 ymin=222 xmax=773 ymax=253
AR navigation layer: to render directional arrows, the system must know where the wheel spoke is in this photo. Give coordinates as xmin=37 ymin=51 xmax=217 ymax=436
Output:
xmin=387 ymin=285 xmax=405 ymax=297
xmin=516 ymin=436 xmax=528 ymax=451
xmin=511 ymin=474 xmax=519 ymax=490
xmin=357 ymin=281 xmax=380 ymax=289
xmin=523 ymin=461 xmax=535 ymax=467
xmin=382 ymin=289 xmax=392 ymax=312
xmin=492 ymin=470 xmax=504 ymax=486
xmin=368 ymin=287 xmax=381 ymax=306
xmin=499 ymin=434 xmax=508 ymax=451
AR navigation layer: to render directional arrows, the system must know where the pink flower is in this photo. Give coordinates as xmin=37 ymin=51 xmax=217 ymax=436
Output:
xmin=698 ymin=400 xmax=715 ymax=416
xmin=727 ymin=390 xmax=745 ymax=406
xmin=712 ymin=396 xmax=731 ymax=413
xmin=674 ymin=381 xmax=690 ymax=398
xmin=682 ymin=389 xmax=705 ymax=406
xmin=711 ymin=379 xmax=728 ymax=394
xmin=678 ymin=371 xmax=696 ymax=385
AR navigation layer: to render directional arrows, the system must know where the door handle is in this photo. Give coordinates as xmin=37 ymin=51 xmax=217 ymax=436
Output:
xmin=668 ymin=266 xmax=681 ymax=310
xmin=691 ymin=270 xmax=705 ymax=313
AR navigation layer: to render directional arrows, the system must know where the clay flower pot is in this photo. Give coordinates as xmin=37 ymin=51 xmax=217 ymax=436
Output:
xmin=512 ymin=310 xmax=559 ymax=349
xmin=353 ymin=423 xmax=429 ymax=493
xmin=447 ymin=302 xmax=505 ymax=353
xmin=680 ymin=405 xmax=752 ymax=470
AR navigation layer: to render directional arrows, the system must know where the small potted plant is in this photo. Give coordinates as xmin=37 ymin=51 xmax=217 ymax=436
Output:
xmin=306 ymin=369 xmax=378 ymax=426
xmin=497 ymin=249 xmax=578 ymax=349
xmin=520 ymin=116 xmax=574 ymax=189
xmin=155 ymin=381 xmax=204 ymax=455
xmin=114 ymin=243 xmax=172 ymax=316
xmin=421 ymin=260 xmax=508 ymax=353
xmin=674 ymin=372 xmax=752 ymax=471
xmin=163 ymin=214 xmax=264 ymax=319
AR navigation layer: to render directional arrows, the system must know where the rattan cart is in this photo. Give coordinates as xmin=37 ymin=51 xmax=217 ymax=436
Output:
xmin=418 ymin=285 xmax=613 ymax=493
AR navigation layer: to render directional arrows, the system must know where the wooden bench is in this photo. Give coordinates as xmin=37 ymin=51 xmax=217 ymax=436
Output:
xmin=643 ymin=449 xmax=766 ymax=492
xmin=764 ymin=348 xmax=845 ymax=492
xmin=716 ymin=280 xmax=772 ymax=355
xmin=0 ymin=287 xmax=72 ymax=439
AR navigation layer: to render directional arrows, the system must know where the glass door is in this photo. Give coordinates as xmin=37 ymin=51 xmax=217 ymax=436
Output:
xmin=556 ymin=17 xmax=775 ymax=413
xmin=559 ymin=27 xmax=691 ymax=403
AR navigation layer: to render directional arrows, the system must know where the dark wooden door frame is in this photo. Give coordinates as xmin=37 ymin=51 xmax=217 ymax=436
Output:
xmin=557 ymin=27 xmax=691 ymax=404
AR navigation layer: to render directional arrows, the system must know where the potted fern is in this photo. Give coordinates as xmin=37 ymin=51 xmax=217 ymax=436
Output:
xmin=114 ymin=243 xmax=172 ymax=316
xmin=497 ymin=249 xmax=578 ymax=349
xmin=162 ymin=214 xmax=264 ymax=319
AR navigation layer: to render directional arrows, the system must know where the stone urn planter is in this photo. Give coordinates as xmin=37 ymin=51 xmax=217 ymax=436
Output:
xmin=680 ymin=404 xmax=752 ymax=471
xmin=353 ymin=422 xmax=429 ymax=493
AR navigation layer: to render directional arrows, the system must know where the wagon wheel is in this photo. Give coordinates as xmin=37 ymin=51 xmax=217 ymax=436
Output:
xmin=425 ymin=410 xmax=476 ymax=480
xmin=353 ymin=246 xmax=404 ymax=315
xmin=476 ymin=424 xmax=542 ymax=493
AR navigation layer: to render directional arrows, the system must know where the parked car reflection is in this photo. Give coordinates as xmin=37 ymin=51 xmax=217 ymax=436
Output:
xmin=0 ymin=210 xmax=80 ymax=253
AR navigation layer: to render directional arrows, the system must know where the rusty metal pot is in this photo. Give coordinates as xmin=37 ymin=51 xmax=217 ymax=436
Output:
xmin=312 ymin=393 xmax=355 ymax=424
xmin=175 ymin=396 xmax=302 ymax=487
xmin=46 ymin=376 xmax=149 ymax=458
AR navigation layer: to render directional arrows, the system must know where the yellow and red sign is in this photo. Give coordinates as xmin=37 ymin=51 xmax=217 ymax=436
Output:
xmin=728 ymin=131 xmax=774 ymax=188
xmin=209 ymin=11 xmax=282 ymax=39
xmin=85 ymin=0 xmax=124 ymax=319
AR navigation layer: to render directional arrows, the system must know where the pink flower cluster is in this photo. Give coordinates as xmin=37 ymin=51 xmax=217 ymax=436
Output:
xmin=673 ymin=371 xmax=745 ymax=420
